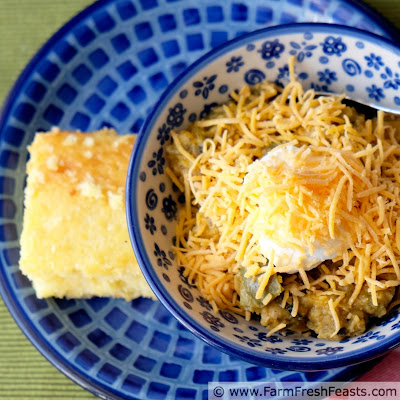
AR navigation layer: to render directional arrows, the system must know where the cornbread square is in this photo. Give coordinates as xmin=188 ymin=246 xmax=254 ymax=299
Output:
xmin=19 ymin=128 xmax=155 ymax=300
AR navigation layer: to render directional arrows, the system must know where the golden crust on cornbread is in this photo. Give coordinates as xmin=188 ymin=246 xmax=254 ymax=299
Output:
xmin=19 ymin=128 xmax=156 ymax=300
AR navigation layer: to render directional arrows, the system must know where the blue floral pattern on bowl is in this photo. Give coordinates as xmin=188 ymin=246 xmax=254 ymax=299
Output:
xmin=127 ymin=24 xmax=400 ymax=372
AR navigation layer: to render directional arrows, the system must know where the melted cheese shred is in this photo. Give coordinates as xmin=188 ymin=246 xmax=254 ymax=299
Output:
xmin=168 ymin=57 xmax=400 ymax=335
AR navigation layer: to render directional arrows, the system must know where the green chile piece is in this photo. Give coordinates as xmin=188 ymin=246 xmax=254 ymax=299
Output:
xmin=237 ymin=267 xmax=283 ymax=309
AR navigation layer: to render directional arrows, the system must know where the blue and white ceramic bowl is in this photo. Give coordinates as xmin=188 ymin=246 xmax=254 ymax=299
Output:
xmin=127 ymin=23 xmax=400 ymax=371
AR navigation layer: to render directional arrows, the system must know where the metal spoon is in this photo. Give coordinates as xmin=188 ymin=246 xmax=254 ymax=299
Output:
xmin=314 ymin=91 xmax=400 ymax=119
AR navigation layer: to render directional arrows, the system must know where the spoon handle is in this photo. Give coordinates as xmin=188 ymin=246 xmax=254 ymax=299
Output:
xmin=314 ymin=91 xmax=400 ymax=117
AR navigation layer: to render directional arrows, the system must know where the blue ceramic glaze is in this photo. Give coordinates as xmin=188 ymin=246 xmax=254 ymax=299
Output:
xmin=127 ymin=23 xmax=400 ymax=372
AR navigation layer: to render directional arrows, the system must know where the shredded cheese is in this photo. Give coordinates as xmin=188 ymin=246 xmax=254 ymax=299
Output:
xmin=166 ymin=56 xmax=400 ymax=338
xmin=328 ymin=298 xmax=340 ymax=338
xmin=267 ymin=323 xmax=287 ymax=337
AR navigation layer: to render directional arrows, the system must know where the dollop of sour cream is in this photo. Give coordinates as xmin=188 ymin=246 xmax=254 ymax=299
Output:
xmin=244 ymin=145 xmax=350 ymax=274
xmin=258 ymin=236 xmax=342 ymax=273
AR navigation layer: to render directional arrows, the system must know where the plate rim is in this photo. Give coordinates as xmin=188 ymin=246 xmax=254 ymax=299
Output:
xmin=1 ymin=0 xmax=400 ymax=125
xmin=346 ymin=0 xmax=400 ymax=42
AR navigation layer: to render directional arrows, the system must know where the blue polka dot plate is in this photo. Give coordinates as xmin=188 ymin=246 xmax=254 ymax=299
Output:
xmin=0 ymin=0 xmax=399 ymax=399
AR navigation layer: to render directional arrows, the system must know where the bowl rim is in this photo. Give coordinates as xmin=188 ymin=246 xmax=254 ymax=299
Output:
xmin=126 ymin=22 xmax=400 ymax=371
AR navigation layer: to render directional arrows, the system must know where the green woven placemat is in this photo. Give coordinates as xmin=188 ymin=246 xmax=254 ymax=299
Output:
xmin=0 ymin=1 xmax=400 ymax=399
xmin=363 ymin=0 xmax=400 ymax=32
xmin=0 ymin=0 xmax=94 ymax=105
xmin=0 ymin=300 xmax=97 ymax=399
xmin=0 ymin=3 xmax=97 ymax=399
